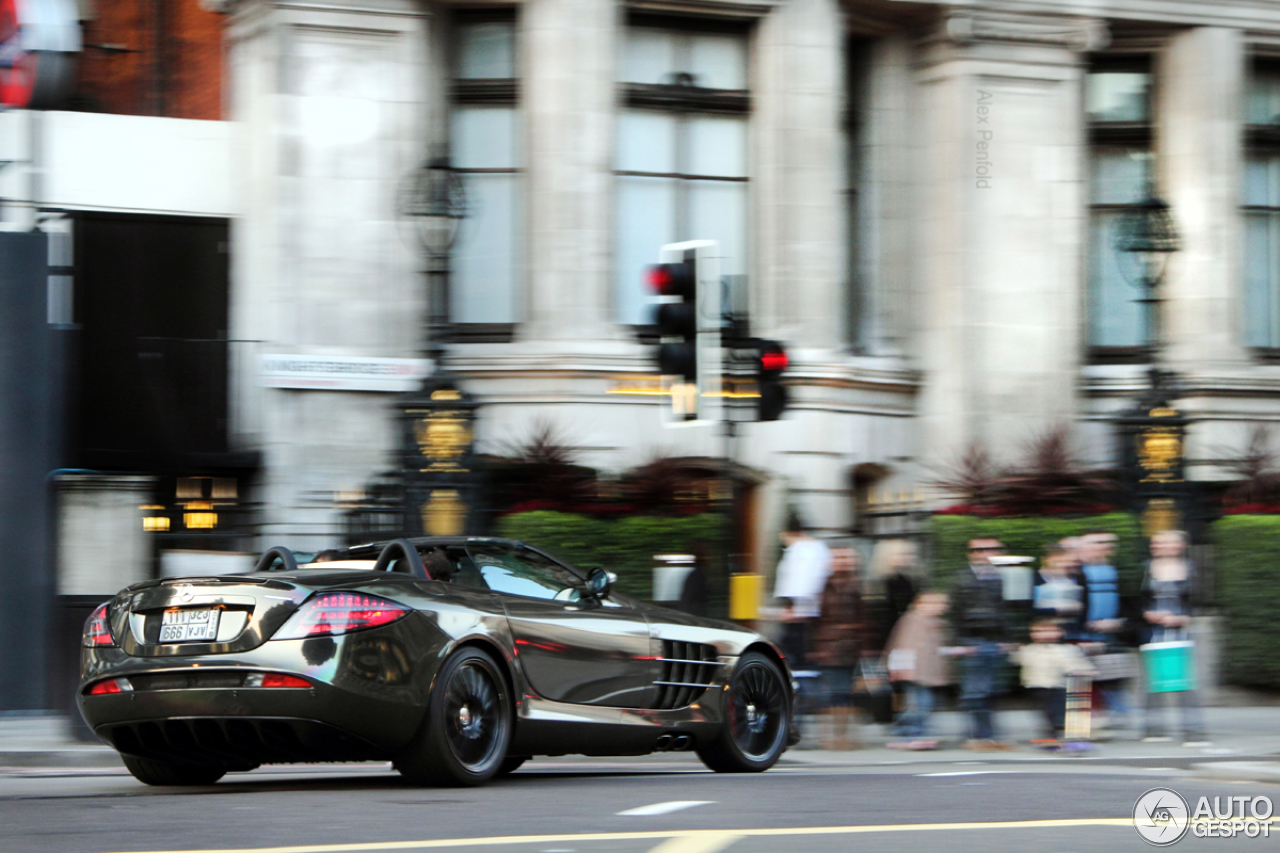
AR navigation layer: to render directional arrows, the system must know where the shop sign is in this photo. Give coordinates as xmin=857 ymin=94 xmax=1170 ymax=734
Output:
xmin=261 ymin=354 xmax=432 ymax=392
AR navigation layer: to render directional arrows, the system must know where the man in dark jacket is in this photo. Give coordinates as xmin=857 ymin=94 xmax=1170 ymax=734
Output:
xmin=952 ymin=537 xmax=1010 ymax=748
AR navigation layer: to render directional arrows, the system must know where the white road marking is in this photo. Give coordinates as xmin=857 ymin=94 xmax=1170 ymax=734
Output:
xmin=643 ymin=833 xmax=741 ymax=853
xmin=617 ymin=800 xmax=716 ymax=817
xmin=917 ymin=771 xmax=1011 ymax=777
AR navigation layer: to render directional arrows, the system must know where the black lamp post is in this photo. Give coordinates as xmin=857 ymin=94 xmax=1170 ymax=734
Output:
xmin=1115 ymin=186 xmax=1181 ymax=358
xmin=393 ymin=152 xmax=480 ymax=538
xmin=1111 ymin=181 xmax=1189 ymax=535
xmin=398 ymin=151 xmax=468 ymax=360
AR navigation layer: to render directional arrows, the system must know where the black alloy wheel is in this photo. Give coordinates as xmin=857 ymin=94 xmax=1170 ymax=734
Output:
xmin=444 ymin=660 xmax=503 ymax=768
xmin=695 ymin=651 xmax=790 ymax=773
xmin=395 ymin=646 xmax=512 ymax=786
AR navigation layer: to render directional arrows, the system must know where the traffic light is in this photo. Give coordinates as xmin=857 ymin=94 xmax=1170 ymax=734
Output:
xmin=648 ymin=241 xmax=721 ymax=424
xmin=754 ymin=339 xmax=788 ymax=421
xmin=648 ymin=259 xmax=698 ymax=381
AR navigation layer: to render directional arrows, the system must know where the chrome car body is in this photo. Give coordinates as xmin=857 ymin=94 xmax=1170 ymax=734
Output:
xmin=79 ymin=537 xmax=796 ymax=784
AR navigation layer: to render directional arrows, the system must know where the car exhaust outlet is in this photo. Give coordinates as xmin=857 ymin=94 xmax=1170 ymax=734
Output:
xmin=654 ymin=734 xmax=674 ymax=751
xmin=671 ymin=734 xmax=692 ymax=750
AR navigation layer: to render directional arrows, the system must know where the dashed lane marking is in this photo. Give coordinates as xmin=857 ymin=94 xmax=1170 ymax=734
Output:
xmin=617 ymin=801 xmax=715 ymax=816
xmin=102 ymin=818 xmax=1139 ymax=853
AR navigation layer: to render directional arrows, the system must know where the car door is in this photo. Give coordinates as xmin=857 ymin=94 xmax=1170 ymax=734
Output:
xmin=466 ymin=543 xmax=655 ymax=708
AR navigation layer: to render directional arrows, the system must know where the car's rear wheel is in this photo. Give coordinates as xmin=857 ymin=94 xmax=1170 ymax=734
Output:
xmin=696 ymin=651 xmax=789 ymax=773
xmin=395 ymin=646 xmax=512 ymax=787
xmin=121 ymin=755 xmax=227 ymax=786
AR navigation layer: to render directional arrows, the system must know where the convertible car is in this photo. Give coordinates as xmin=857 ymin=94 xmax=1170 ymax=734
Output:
xmin=79 ymin=537 xmax=797 ymax=787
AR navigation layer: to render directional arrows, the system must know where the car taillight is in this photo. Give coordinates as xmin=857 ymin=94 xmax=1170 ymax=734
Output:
xmin=86 ymin=678 xmax=131 ymax=695
xmin=83 ymin=603 xmax=116 ymax=648
xmin=244 ymin=673 xmax=311 ymax=688
xmin=272 ymin=593 xmax=408 ymax=640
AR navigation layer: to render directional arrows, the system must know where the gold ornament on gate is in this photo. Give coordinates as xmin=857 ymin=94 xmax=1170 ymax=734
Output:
xmin=421 ymin=489 xmax=465 ymax=536
xmin=415 ymin=413 xmax=472 ymax=472
xmin=1137 ymin=427 xmax=1182 ymax=483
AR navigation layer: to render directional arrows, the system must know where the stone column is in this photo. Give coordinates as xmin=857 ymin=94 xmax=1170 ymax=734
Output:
xmin=520 ymin=0 xmax=617 ymax=341
xmin=1158 ymin=27 xmax=1246 ymax=369
xmin=914 ymin=11 xmax=1103 ymax=469
xmin=226 ymin=0 xmax=430 ymax=544
xmin=753 ymin=0 xmax=845 ymax=348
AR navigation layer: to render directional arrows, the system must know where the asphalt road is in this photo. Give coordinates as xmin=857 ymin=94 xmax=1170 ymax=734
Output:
xmin=1 ymin=754 xmax=1276 ymax=853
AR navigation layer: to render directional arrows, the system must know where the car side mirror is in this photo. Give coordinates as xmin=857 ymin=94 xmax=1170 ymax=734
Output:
xmin=586 ymin=567 xmax=613 ymax=599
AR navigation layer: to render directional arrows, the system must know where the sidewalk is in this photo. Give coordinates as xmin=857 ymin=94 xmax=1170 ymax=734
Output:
xmin=784 ymin=706 xmax=1280 ymax=784
xmin=3 ymin=707 xmax=1278 ymax=782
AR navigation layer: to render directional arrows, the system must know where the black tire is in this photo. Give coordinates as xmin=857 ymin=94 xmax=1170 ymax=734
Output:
xmin=696 ymin=651 xmax=790 ymax=773
xmin=395 ymin=646 xmax=512 ymax=787
xmin=496 ymin=755 xmax=528 ymax=776
xmin=121 ymin=755 xmax=227 ymax=786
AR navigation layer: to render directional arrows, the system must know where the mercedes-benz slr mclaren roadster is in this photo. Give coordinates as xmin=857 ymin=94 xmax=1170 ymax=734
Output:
xmin=79 ymin=537 xmax=797 ymax=786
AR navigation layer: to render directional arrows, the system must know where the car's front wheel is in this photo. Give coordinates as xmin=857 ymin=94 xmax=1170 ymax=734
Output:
xmin=395 ymin=646 xmax=512 ymax=787
xmin=696 ymin=651 xmax=790 ymax=773
xmin=121 ymin=755 xmax=227 ymax=786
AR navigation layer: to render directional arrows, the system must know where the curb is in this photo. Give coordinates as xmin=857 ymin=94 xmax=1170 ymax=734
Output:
xmin=1193 ymin=762 xmax=1280 ymax=785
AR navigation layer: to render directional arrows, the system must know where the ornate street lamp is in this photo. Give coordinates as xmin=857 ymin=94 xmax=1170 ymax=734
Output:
xmin=1114 ymin=187 xmax=1181 ymax=354
xmin=397 ymin=151 xmax=468 ymax=356
xmin=1111 ymin=182 xmax=1189 ymax=535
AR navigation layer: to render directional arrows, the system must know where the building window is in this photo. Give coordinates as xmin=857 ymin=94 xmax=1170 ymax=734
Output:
xmin=614 ymin=19 xmax=750 ymax=326
xmin=450 ymin=12 xmax=521 ymax=328
xmin=1086 ymin=63 xmax=1153 ymax=356
xmin=1244 ymin=62 xmax=1280 ymax=349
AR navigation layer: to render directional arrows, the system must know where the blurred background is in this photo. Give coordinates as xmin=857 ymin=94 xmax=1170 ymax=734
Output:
xmin=2 ymin=0 xmax=1280 ymax=727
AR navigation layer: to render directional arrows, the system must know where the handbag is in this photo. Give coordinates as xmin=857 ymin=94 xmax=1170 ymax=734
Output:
xmin=852 ymin=656 xmax=895 ymax=724
xmin=1140 ymin=635 xmax=1196 ymax=693
xmin=1089 ymin=646 xmax=1139 ymax=681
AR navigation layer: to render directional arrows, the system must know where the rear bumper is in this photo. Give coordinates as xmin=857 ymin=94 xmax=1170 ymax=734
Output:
xmin=79 ymin=682 xmax=422 ymax=764
xmin=78 ymin=618 xmax=446 ymax=764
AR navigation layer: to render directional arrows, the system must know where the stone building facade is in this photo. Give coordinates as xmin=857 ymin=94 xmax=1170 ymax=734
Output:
xmin=8 ymin=0 xmax=1280 ymax=595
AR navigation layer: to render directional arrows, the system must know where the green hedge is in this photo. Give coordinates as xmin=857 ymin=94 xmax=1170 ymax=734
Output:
xmin=1211 ymin=515 xmax=1280 ymax=689
xmin=930 ymin=512 xmax=1147 ymax=596
xmin=494 ymin=510 xmax=728 ymax=601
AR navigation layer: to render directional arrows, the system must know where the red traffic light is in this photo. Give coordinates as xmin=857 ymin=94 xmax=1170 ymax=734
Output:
xmin=756 ymin=340 xmax=788 ymax=378
xmin=646 ymin=262 xmax=694 ymax=297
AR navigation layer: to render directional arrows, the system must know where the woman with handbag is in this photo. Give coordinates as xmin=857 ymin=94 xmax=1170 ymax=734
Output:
xmin=1140 ymin=530 xmax=1210 ymax=746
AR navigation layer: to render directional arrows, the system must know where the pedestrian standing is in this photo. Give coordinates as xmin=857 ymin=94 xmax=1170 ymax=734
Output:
xmin=1032 ymin=543 xmax=1084 ymax=622
xmin=1078 ymin=531 xmax=1132 ymax=730
xmin=952 ymin=537 xmax=1012 ymax=750
xmin=677 ymin=543 xmax=710 ymax=618
xmin=1140 ymin=530 xmax=1210 ymax=746
xmin=885 ymin=591 xmax=949 ymax=750
xmin=1013 ymin=617 xmax=1098 ymax=746
xmin=808 ymin=547 xmax=866 ymax=750
xmin=772 ymin=514 xmax=832 ymax=659
xmin=867 ymin=539 xmax=919 ymax=653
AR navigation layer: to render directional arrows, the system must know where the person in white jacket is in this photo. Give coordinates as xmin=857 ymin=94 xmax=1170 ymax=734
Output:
xmin=773 ymin=515 xmax=831 ymax=620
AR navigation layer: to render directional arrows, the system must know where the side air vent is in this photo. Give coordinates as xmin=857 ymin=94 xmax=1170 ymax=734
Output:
xmin=653 ymin=640 xmax=720 ymax=710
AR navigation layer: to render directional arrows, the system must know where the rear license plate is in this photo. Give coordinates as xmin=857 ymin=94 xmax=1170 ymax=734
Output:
xmin=160 ymin=608 xmax=221 ymax=643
